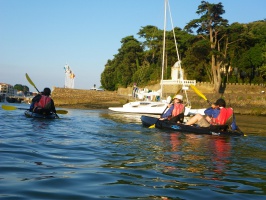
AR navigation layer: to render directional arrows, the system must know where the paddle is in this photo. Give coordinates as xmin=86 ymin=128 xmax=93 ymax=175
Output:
xmin=149 ymin=88 xmax=182 ymax=128
xmin=190 ymin=85 xmax=243 ymax=134
xmin=26 ymin=73 xmax=40 ymax=93
xmin=1 ymin=105 xmax=68 ymax=114
xmin=190 ymin=85 xmax=211 ymax=105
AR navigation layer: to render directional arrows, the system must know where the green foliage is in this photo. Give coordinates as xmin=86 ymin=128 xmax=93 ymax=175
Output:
xmin=14 ymin=84 xmax=29 ymax=94
xmin=14 ymin=84 xmax=30 ymax=95
xmin=14 ymin=84 xmax=24 ymax=91
xmin=100 ymin=2 xmax=266 ymax=91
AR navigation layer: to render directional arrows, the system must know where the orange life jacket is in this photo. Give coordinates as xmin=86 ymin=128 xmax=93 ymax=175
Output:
xmin=34 ymin=95 xmax=52 ymax=110
xmin=211 ymin=107 xmax=233 ymax=125
xmin=172 ymin=103 xmax=185 ymax=117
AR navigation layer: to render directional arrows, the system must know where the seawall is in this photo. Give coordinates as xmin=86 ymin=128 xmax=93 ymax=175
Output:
xmin=116 ymin=83 xmax=266 ymax=115
xmin=52 ymin=83 xmax=266 ymax=115
xmin=52 ymin=87 xmax=129 ymax=109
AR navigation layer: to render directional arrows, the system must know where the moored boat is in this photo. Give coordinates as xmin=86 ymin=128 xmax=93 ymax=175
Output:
xmin=24 ymin=110 xmax=58 ymax=119
xmin=141 ymin=115 xmax=244 ymax=136
xmin=109 ymin=101 xmax=168 ymax=115
xmin=6 ymin=96 xmax=22 ymax=103
xmin=109 ymin=102 xmax=206 ymax=116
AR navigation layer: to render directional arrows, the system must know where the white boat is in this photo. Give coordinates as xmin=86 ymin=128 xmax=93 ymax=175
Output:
xmin=109 ymin=0 xmax=206 ymax=116
xmin=109 ymin=101 xmax=168 ymax=115
xmin=109 ymin=87 xmax=172 ymax=115
xmin=109 ymin=100 xmax=205 ymax=116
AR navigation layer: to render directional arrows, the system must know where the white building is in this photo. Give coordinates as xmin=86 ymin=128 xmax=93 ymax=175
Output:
xmin=161 ymin=61 xmax=196 ymax=89
xmin=0 ymin=83 xmax=15 ymax=95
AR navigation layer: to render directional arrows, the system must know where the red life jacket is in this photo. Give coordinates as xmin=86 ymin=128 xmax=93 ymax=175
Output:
xmin=34 ymin=95 xmax=52 ymax=110
xmin=172 ymin=103 xmax=185 ymax=117
xmin=212 ymin=107 xmax=233 ymax=125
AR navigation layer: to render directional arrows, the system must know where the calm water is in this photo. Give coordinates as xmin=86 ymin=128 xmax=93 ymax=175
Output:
xmin=1 ymin=103 xmax=266 ymax=200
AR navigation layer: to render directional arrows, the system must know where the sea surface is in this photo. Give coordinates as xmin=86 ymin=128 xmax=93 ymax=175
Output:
xmin=1 ymin=103 xmax=266 ymax=200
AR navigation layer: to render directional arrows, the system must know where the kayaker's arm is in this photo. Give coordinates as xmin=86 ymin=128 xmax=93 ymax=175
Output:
xmin=160 ymin=104 xmax=174 ymax=119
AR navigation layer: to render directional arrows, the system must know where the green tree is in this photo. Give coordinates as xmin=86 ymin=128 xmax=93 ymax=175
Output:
xmin=101 ymin=60 xmax=117 ymax=91
xmin=101 ymin=36 xmax=143 ymax=90
xmin=229 ymin=21 xmax=266 ymax=83
xmin=14 ymin=84 xmax=29 ymax=95
xmin=185 ymin=1 xmax=229 ymax=93
xmin=14 ymin=84 xmax=24 ymax=91
xmin=182 ymin=37 xmax=211 ymax=82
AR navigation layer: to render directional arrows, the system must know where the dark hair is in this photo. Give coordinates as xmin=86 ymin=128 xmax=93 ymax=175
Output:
xmin=43 ymin=88 xmax=51 ymax=96
xmin=215 ymin=98 xmax=226 ymax=107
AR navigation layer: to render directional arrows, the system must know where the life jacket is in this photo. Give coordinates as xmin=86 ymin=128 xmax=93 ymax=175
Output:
xmin=34 ymin=95 xmax=52 ymax=111
xmin=211 ymin=107 xmax=233 ymax=125
xmin=172 ymin=103 xmax=185 ymax=117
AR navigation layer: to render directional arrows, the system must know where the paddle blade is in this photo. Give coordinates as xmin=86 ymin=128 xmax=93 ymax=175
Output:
xmin=57 ymin=110 xmax=68 ymax=114
xmin=25 ymin=73 xmax=40 ymax=93
xmin=1 ymin=105 xmax=17 ymax=110
xmin=149 ymin=124 xmax=155 ymax=128
xmin=190 ymin=85 xmax=208 ymax=101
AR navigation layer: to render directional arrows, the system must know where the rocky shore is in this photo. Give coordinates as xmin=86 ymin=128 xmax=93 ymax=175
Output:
xmin=52 ymin=83 xmax=266 ymax=116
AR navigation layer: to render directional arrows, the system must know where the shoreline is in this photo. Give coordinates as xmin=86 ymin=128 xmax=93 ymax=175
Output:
xmin=52 ymin=87 xmax=266 ymax=116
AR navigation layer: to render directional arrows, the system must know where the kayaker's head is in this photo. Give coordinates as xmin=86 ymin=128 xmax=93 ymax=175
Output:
xmin=214 ymin=98 xmax=226 ymax=107
xmin=43 ymin=88 xmax=51 ymax=96
xmin=173 ymin=94 xmax=183 ymax=103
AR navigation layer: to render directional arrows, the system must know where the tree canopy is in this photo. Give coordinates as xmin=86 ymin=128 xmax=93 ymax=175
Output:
xmin=101 ymin=1 xmax=266 ymax=92
xmin=14 ymin=84 xmax=29 ymax=94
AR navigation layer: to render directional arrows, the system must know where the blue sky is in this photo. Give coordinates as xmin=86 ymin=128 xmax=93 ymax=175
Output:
xmin=0 ymin=0 xmax=265 ymax=92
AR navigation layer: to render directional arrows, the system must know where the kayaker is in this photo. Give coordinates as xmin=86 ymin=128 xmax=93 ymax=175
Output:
xmin=159 ymin=94 xmax=185 ymax=123
xmin=185 ymin=98 xmax=233 ymax=127
xmin=29 ymin=87 xmax=56 ymax=115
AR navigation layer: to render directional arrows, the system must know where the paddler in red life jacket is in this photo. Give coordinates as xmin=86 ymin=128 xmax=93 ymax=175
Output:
xmin=159 ymin=94 xmax=185 ymax=123
xmin=29 ymin=87 xmax=56 ymax=115
xmin=185 ymin=98 xmax=233 ymax=127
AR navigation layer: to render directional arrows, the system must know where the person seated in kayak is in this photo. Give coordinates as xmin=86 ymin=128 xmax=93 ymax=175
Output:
xmin=185 ymin=98 xmax=233 ymax=127
xmin=30 ymin=87 xmax=56 ymax=115
xmin=159 ymin=94 xmax=185 ymax=123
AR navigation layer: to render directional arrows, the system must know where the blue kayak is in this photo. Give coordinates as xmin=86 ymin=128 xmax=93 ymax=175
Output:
xmin=24 ymin=110 xmax=58 ymax=119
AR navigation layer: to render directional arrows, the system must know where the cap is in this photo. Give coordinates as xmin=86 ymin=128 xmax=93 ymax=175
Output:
xmin=173 ymin=94 xmax=183 ymax=100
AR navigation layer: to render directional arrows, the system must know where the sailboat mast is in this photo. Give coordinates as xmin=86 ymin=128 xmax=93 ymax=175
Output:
xmin=160 ymin=0 xmax=167 ymax=98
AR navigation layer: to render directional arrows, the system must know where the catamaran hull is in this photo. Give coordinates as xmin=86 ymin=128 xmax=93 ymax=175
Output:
xmin=108 ymin=101 xmax=168 ymax=115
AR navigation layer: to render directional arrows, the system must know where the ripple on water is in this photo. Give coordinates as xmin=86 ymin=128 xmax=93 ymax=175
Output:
xmin=0 ymin=106 xmax=266 ymax=199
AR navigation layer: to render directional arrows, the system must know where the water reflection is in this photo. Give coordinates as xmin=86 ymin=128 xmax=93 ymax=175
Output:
xmin=152 ymin=133 xmax=234 ymax=180
xmin=1 ymin=105 xmax=266 ymax=199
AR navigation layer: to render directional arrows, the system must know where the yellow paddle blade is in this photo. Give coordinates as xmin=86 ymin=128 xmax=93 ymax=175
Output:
xmin=25 ymin=73 xmax=36 ymax=88
xmin=57 ymin=110 xmax=68 ymax=114
xmin=25 ymin=73 xmax=40 ymax=93
xmin=1 ymin=105 xmax=17 ymax=110
xmin=149 ymin=124 xmax=156 ymax=128
xmin=190 ymin=85 xmax=208 ymax=101
xmin=2 ymin=104 xmax=68 ymax=114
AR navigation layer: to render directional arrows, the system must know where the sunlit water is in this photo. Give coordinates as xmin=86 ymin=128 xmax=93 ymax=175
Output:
xmin=1 ymin=103 xmax=266 ymax=200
